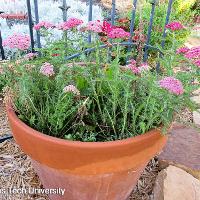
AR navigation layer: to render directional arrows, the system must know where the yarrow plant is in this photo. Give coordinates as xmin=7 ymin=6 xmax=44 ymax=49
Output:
xmin=107 ymin=28 xmax=130 ymax=39
xmin=176 ymin=46 xmax=200 ymax=68
xmin=159 ymin=77 xmax=184 ymax=95
xmin=3 ymin=33 xmax=30 ymax=51
xmin=63 ymin=85 xmax=80 ymax=96
xmin=24 ymin=53 xmax=38 ymax=60
xmin=57 ymin=18 xmax=83 ymax=30
xmin=40 ymin=62 xmax=55 ymax=77
xmin=34 ymin=21 xmax=55 ymax=30
xmin=1 ymin=18 xmax=200 ymax=142
xmin=165 ymin=21 xmax=184 ymax=31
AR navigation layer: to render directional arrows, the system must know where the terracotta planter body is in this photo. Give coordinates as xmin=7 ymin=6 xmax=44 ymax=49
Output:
xmin=7 ymin=105 xmax=167 ymax=200
xmin=0 ymin=13 xmax=28 ymax=20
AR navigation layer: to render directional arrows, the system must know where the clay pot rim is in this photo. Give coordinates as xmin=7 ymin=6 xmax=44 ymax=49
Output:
xmin=7 ymin=103 xmax=162 ymax=148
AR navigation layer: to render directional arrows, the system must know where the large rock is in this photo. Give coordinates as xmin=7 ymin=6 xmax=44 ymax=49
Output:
xmin=158 ymin=124 xmax=200 ymax=180
xmin=193 ymin=110 xmax=200 ymax=126
xmin=191 ymin=94 xmax=200 ymax=127
xmin=152 ymin=165 xmax=200 ymax=200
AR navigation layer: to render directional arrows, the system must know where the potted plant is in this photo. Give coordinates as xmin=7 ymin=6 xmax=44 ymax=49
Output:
xmin=2 ymin=19 xmax=199 ymax=200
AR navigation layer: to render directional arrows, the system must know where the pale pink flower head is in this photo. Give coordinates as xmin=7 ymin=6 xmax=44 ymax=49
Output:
xmin=166 ymin=21 xmax=184 ymax=31
xmin=0 ymin=66 xmax=4 ymax=75
xmin=127 ymin=60 xmax=140 ymax=74
xmin=176 ymin=47 xmax=190 ymax=54
xmin=40 ymin=62 xmax=55 ymax=77
xmin=87 ymin=20 xmax=103 ymax=33
xmin=184 ymin=47 xmax=200 ymax=59
xmin=3 ymin=33 xmax=30 ymax=50
xmin=138 ymin=63 xmax=150 ymax=72
xmin=107 ymin=28 xmax=130 ymax=39
xmin=159 ymin=77 xmax=184 ymax=95
xmin=57 ymin=18 xmax=83 ymax=30
xmin=24 ymin=52 xmax=38 ymax=60
xmin=128 ymin=65 xmax=140 ymax=74
xmin=128 ymin=59 xmax=136 ymax=66
xmin=34 ymin=21 xmax=55 ymax=30
xmin=194 ymin=60 xmax=200 ymax=68
xmin=63 ymin=85 xmax=80 ymax=95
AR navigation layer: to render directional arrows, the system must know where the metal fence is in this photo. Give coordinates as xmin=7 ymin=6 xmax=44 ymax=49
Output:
xmin=0 ymin=0 xmax=173 ymax=65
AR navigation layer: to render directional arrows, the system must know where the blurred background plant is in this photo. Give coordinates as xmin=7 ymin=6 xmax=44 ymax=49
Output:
xmin=121 ymin=0 xmax=198 ymax=49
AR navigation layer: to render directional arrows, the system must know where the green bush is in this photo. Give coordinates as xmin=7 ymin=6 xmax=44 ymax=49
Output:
xmin=126 ymin=0 xmax=196 ymax=50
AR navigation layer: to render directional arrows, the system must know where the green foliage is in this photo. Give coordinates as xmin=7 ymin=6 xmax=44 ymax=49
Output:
xmin=3 ymin=45 xmax=199 ymax=142
xmin=1 ymin=18 xmax=199 ymax=142
xmin=126 ymin=0 xmax=195 ymax=50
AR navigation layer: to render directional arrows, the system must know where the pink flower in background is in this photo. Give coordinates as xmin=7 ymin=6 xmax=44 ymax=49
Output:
xmin=24 ymin=52 xmax=37 ymax=60
xmin=194 ymin=60 xmax=200 ymax=67
xmin=52 ymin=53 xmax=60 ymax=57
xmin=184 ymin=47 xmax=200 ymax=59
xmin=57 ymin=18 xmax=83 ymax=30
xmin=3 ymin=33 xmax=30 ymax=50
xmin=40 ymin=62 xmax=55 ymax=77
xmin=159 ymin=77 xmax=184 ymax=95
xmin=138 ymin=63 xmax=150 ymax=72
xmin=108 ymin=28 xmax=130 ymax=39
xmin=165 ymin=22 xmax=184 ymax=31
xmin=63 ymin=85 xmax=80 ymax=95
xmin=34 ymin=21 xmax=55 ymax=30
xmin=176 ymin=47 xmax=190 ymax=54
xmin=102 ymin=21 xmax=114 ymax=34
xmin=129 ymin=59 xmax=137 ymax=66
xmin=87 ymin=20 xmax=103 ymax=33
xmin=127 ymin=59 xmax=140 ymax=74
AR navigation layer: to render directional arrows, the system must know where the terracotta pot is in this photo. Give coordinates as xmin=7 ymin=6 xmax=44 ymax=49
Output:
xmin=6 ymin=105 xmax=167 ymax=200
xmin=0 ymin=13 xmax=28 ymax=20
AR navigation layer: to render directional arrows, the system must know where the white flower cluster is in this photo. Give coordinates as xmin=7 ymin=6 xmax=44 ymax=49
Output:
xmin=0 ymin=0 xmax=103 ymax=57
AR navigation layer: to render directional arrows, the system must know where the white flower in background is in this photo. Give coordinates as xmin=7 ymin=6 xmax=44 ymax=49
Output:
xmin=0 ymin=0 xmax=103 ymax=56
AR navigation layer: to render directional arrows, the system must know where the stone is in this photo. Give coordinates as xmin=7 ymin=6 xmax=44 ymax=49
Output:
xmin=158 ymin=124 xmax=200 ymax=180
xmin=101 ymin=0 xmax=133 ymax=12
xmin=152 ymin=165 xmax=200 ymax=200
xmin=193 ymin=110 xmax=200 ymax=126
xmin=191 ymin=96 xmax=200 ymax=105
xmin=193 ymin=88 xmax=200 ymax=96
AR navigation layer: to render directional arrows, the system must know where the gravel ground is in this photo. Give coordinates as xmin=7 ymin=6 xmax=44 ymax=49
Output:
xmin=0 ymin=139 xmax=159 ymax=200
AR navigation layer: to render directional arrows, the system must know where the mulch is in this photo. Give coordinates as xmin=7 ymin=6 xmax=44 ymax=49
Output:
xmin=0 ymin=138 xmax=159 ymax=200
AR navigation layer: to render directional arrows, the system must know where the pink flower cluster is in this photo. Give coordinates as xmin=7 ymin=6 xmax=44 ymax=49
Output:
xmin=87 ymin=20 xmax=130 ymax=39
xmin=24 ymin=53 xmax=38 ymax=60
xmin=184 ymin=47 xmax=200 ymax=60
xmin=3 ymin=33 xmax=30 ymax=50
xmin=177 ymin=46 xmax=200 ymax=68
xmin=108 ymin=28 xmax=130 ymax=39
xmin=34 ymin=21 xmax=55 ymax=30
xmin=176 ymin=47 xmax=190 ymax=54
xmin=194 ymin=60 xmax=200 ymax=67
xmin=166 ymin=21 xmax=184 ymax=31
xmin=57 ymin=18 xmax=83 ymax=30
xmin=63 ymin=85 xmax=80 ymax=95
xmin=159 ymin=77 xmax=184 ymax=95
xmin=87 ymin=20 xmax=102 ymax=33
xmin=127 ymin=59 xmax=140 ymax=74
xmin=138 ymin=63 xmax=149 ymax=72
xmin=40 ymin=62 xmax=55 ymax=77
xmin=127 ymin=60 xmax=149 ymax=74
